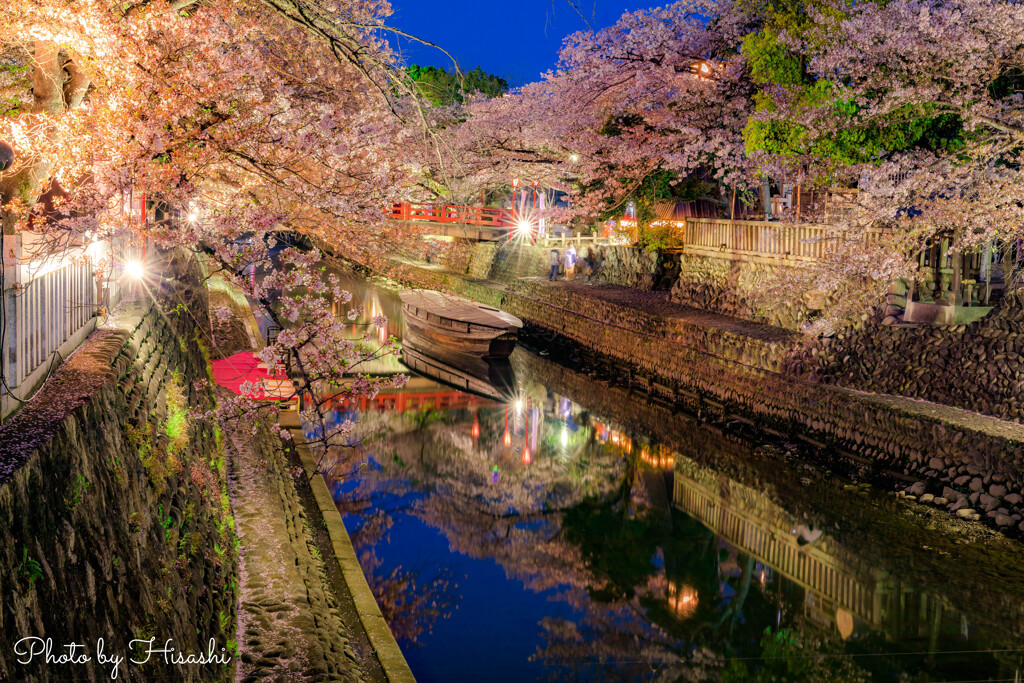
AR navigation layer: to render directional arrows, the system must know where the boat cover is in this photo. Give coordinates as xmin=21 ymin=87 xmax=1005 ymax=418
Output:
xmin=399 ymin=289 xmax=523 ymax=330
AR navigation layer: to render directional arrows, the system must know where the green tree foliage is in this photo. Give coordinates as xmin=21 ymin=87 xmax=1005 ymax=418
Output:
xmin=407 ymin=64 xmax=509 ymax=106
xmin=739 ymin=0 xmax=963 ymax=166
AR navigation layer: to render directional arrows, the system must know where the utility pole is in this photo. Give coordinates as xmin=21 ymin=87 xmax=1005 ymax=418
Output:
xmin=0 ymin=139 xmax=14 ymax=425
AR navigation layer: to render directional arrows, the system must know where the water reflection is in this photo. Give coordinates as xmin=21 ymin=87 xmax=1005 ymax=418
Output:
xmin=310 ymin=273 xmax=1024 ymax=682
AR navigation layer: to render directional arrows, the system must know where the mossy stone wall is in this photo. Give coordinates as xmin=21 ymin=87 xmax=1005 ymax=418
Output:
xmin=0 ymin=252 xmax=238 ymax=682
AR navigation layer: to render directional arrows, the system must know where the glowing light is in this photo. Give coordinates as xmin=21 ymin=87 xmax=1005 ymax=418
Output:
xmin=471 ymin=411 xmax=480 ymax=440
xmin=187 ymin=212 xmax=198 ymax=222
xmin=521 ymin=446 xmax=532 ymax=465
xmin=503 ymin=405 xmax=511 ymax=446
xmin=514 ymin=398 xmax=523 ymax=414
xmin=700 ymin=62 xmax=710 ymax=74
xmin=667 ymin=582 xmax=699 ymax=619
xmin=836 ymin=608 xmax=855 ymax=640
xmin=560 ymin=427 xmax=568 ymax=448
xmin=515 ymin=219 xmax=532 ymax=236
xmin=125 ymin=261 xmax=144 ymax=279
xmin=569 ymin=154 xmax=579 ymax=163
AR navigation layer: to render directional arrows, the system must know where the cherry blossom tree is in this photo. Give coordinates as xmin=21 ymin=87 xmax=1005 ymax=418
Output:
xmin=0 ymin=0 xmax=455 ymax=447
xmin=747 ymin=0 xmax=1024 ymax=325
xmin=426 ymin=0 xmax=756 ymax=226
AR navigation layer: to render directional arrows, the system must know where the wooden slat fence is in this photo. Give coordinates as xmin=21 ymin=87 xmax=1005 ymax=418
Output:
xmin=2 ymin=233 xmax=150 ymax=419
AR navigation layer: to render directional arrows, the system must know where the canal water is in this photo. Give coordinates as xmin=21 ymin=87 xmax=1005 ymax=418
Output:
xmin=307 ymin=270 xmax=1024 ymax=683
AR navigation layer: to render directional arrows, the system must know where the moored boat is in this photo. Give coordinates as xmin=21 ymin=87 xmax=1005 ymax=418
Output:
xmin=399 ymin=289 xmax=523 ymax=358
xmin=400 ymin=343 xmax=515 ymax=402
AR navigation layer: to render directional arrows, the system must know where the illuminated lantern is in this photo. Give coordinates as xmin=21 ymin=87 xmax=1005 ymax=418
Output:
xmin=667 ymin=582 xmax=699 ymax=619
xmin=836 ymin=608 xmax=854 ymax=640
xmin=471 ymin=410 xmax=480 ymax=440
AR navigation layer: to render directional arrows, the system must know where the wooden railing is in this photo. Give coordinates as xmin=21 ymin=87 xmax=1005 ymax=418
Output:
xmin=680 ymin=218 xmax=891 ymax=261
xmin=390 ymin=202 xmax=514 ymax=228
xmin=682 ymin=218 xmax=829 ymax=261
xmin=2 ymin=232 xmax=150 ymax=420
xmin=390 ymin=200 xmax=894 ymax=264
xmin=536 ymin=235 xmax=613 ymax=247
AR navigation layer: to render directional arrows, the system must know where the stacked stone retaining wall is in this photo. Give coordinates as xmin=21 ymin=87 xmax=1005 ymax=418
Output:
xmin=794 ymin=286 xmax=1024 ymax=422
xmin=0 ymin=251 xmax=238 ymax=682
xmin=450 ymin=241 xmax=823 ymax=327
xmin=455 ymin=242 xmax=682 ymax=290
xmin=669 ymin=253 xmax=821 ymax=330
xmin=502 ymin=279 xmax=1024 ymax=533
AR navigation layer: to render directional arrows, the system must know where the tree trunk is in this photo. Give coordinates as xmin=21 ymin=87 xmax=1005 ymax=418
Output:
xmin=0 ymin=42 xmax=86 ymax=234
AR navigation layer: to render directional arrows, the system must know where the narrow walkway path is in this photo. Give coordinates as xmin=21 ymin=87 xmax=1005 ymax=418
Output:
xmin=541 ymin=279 xmax=796 ymax=342
xmin=388 ymin=256 xmax=508 ymax=292
xmin=391 ymin=256 xmax=1024 ymax=450
xmin=391 ymin=255 xmax=791 ymax=340
xmin=208 ymin=285 xmax=371 ymax=683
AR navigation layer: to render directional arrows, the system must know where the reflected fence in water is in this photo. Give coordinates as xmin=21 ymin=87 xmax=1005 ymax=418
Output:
xmin=671 ymin=458 xmax=974 ymax=646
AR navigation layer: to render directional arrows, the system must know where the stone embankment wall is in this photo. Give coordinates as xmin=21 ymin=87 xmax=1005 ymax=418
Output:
xmin=0 ymin=252 xmax=238 ymax=682
xmin=669 ymin=253 xmax=821 ymax=330
xmin=502 ymin=280 xmax=1024 ymax=535
xmin=446 ymin=240 xmax=820 ymax=328
xmin=449 ymin=242 xmax=681 ymax=291
xmin=508 ymin=279 xmax=793 ymax=373
xmin=575 ymin=246 xmax=680 ymax=290
xmin=794 ymin=287 xmax=1024 ymax=422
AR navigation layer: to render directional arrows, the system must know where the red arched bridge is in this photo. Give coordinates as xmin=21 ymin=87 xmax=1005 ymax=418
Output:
xmin=390 ymin=202 xmax=515 ymax=240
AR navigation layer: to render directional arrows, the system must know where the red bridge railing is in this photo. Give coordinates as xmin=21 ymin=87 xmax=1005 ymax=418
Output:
xmin=390 ymin=202 xmax=514 ymax=228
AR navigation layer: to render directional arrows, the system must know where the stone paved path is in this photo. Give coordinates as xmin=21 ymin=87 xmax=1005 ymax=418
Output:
xmin=543 ymin=278 xmax=796 ymax=342
xmin=208 ymin=285 xmax=366 ymax=683
xmin=226 ymin=418 xmax=364 ymax=683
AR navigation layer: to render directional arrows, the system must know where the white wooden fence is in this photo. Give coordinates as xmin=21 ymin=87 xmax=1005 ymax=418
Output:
xmin=1 ymin=233 xmax=146 ymax=420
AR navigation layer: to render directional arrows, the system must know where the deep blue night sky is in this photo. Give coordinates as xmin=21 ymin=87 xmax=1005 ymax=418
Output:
xmin=387 ymin=1 xmax=654 ymax=86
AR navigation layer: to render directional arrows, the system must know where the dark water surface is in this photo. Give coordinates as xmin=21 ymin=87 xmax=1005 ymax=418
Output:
xmin=308 ymin=270 xmax=1024 ymax=683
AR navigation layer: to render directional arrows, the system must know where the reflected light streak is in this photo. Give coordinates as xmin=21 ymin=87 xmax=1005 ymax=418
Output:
xmin=667 ymin=582 xmax=699 ymax=620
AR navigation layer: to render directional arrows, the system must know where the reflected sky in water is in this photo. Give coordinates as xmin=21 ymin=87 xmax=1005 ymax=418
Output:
xmin=307 ymin=270 xmax=1024 ymax=683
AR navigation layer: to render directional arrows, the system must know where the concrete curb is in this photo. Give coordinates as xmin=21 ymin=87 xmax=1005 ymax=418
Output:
xmin=290 ymin=434 xmax=416 ymax=683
